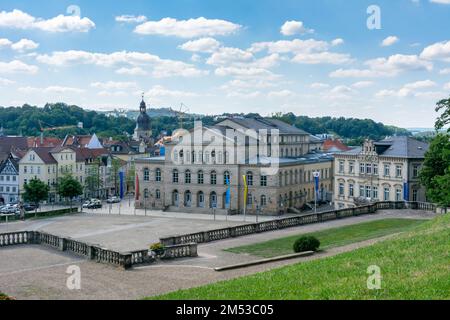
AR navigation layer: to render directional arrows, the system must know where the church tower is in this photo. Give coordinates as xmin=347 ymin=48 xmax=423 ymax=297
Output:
xmin=133 ymin=95 xmax=152 ymax=142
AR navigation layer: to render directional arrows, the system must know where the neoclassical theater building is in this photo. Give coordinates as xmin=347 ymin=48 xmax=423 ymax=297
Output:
xmin=135 ymin=116 xmax=333 ymax=215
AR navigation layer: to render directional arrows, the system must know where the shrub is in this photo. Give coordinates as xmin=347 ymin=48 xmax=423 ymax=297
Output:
xmin=293 ymin=236 xmax=320 ymax=253
xmin=150 ymin=242 xmax=165 ymax=251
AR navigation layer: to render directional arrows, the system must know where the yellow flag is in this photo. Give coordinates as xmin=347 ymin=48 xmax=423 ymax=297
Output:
xmin=243 ymin=175 xmax=248 ymax=207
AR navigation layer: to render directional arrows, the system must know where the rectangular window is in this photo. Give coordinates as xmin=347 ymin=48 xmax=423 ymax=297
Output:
xmin=339 ymin=183 xmax=344 ymax=196
xmin=413 ymin=165 xmax=420 ymax=178
xmin=373 ymin=186 xmax=379 ymax=200
xmin=384 ymin=187 xmax=390 ymax=201
xmin=349 ymin=162 xmax=354 ymax=174
xmin=260 ymin=175 xmax=267 ymax=187
xmin=366 ymin=163 xmax=372 ymax=175
xmin=396 ymin=165 xmax=402 ymax=178
xmin=365 ymin=186 xmax=371 ymax=198
xmin=339 ymin=161 xmax=344 ymax=173
xmin=198 ymin=172 xmax=204 ymax=184
xmin=360 ymin=185 xmax=365 ymax=197
xmin=349 ymin=184 xmax=354 ymax=197
xmin=360 ymin=163 xmax=365 ymax=174
xmin=384 ymin=164 xmax=390 ymax=177
xmin=373 ymin=164 xmax=378 ymax=175
xmin=155 ymin=169 xmax=161 ymax=182
xmin=396 ymin=188 xmax=402 ymax=201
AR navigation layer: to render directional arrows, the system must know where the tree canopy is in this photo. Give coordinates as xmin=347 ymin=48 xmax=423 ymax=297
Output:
xmin=22 ymin=178 xmax=50 ymax=207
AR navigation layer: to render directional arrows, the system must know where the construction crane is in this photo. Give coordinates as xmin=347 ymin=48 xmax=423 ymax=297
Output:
xmin=38 ymin=120 xmax=82 ymax=144
xmin=176 ymin=103 xmax=190 ymax=129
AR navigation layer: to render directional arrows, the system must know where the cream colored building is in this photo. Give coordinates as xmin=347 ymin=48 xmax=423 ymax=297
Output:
xmin=333 ymin=137 xmax=429 ymax=209
xmin=135 ymin=117 xmax=333 ymax=215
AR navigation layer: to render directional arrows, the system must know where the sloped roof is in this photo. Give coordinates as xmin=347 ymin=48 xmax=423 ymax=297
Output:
xmin=30 ymin=147 xmax=57 ymax=164
xmin=27 ymin=137 xmax=62 ymax=148
xmin=0 ymin=136 xmax=28 ymax=162
xmin=340 ymin=136 xmax=429 ymax=159
xmin=216 ymin=117 xmax=310 ymax=135
xmin=323 ymin=139 xmax=352 ymax=152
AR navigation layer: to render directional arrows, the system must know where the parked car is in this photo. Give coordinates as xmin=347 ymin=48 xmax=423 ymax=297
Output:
xmin=23 ymin=203 xmax=39 ymax=212
xmin=106 ymin=196 xmax=121 ymax=204
xmin=82 ymin=199 xmax=102 ymax=209
xmin=0 ymin=204 xmax=19 ymax=214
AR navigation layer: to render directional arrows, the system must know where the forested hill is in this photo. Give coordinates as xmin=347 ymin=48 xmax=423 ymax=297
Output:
xmin=0 ymin=103 xmax=410 ymax=142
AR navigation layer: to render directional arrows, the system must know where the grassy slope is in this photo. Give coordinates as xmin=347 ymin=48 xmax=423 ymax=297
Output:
xmin=226 ymin=219 xmax=425 ymax=258
xmin=151 ymin=215 xmax=450 ymax=300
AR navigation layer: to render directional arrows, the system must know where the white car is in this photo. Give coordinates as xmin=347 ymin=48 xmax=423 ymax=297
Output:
xmin=106 ymin=196 xmax=121 ymax=204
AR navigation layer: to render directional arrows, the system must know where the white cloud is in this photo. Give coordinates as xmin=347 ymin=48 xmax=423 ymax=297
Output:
xmin=214 ymin=66 xmax=280 ymax=79
xmin=267 ymin=89 xmax=295 ymax=98
xmin=440 ymin=68 xmax=450 ymax=74
xmin=292 ymin=51 xmax=352 ymax=64
xmin=115 ymin=15 xmax=147 ymax=23
xmin=134 ymin=17 xmax=241 ymax=38
xmin=115 ymin=67 xmax=148 ymax=76
xmin=444 ymin=82 xmax=450 ymax=90
xmin=36 ymin=50 xmax=207 ymax=77
xmin=430 ymin=0 xmax=450 ymax=4
xmin=18 ymin=86 xmax=84 ymax=94
xmin=0 ymin=9 xmax=95 ymax=32
xmin=0 ymin=60 xmax=38 ymax=74
xmin=98 ymin=90 xmax=128 ymax=97
xmin=280 ymin=20 xmax=313 ymax=36
xmin=381 ymin=36 xmax=399 ymax=47
xmin=0 ymin=77 xmax=15 ymax=85
xmin=330 ymin=54 xmax=433 ymax=78
xmin=420 ymin=40 xmax=450 ymax=61
xmin=11 ymin=38 xmax=39 ymax=52
xmin=220 ymin=79 xmax=277 ymax=91
xmin=207 ymin=47 xmax=254 ymax=66
xmin=331 ymin=38 xmax=344 ymax=46
xmin=352 ymin=81 xmax=374 ymax=88
xmin=0 ymin=38 xmax=12 ymax=47
xmin=250 ymin=39 xmax=329 ymax=54
xmin=310 ymin=82 xmax=330 ymax=89
xmin=375 ymin=80 xmax=437 ymax=98
xmin=145 ymin=85 xmax=199 ymax=99
xmin=179 ymin=37 xmax=221 ymax=53
xmin=91 ymin=81 xmax=137 ymax=90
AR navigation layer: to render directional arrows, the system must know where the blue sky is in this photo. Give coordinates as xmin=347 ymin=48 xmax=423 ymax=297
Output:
xmin=1 ymin=0 xmax=450 ymax=127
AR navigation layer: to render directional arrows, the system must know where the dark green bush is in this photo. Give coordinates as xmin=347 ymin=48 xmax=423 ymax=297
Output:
xmin=293 ymin=236 xmax=320 ymax=253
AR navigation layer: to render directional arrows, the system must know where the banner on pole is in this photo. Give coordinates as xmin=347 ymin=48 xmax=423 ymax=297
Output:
xmin=135 ymin=172 xmax=140 ymax=201
xmin=119 ymin=171 xmax=124 ymax=199
xmin=225 ymin=176 xmax=231 ymax=208
xmin=243 ymin=175 xmax=248 ymax=207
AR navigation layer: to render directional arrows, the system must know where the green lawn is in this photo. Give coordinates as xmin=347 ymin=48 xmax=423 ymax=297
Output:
xmin=150 ymin=214 xmax=450 ymax=300
xmin=225 ymin=218 xmax=426 ymax=258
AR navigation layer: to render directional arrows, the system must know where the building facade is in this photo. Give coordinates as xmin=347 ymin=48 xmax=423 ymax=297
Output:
xmin=135 ymin=117 xmax=333 ymax=215
xmin=333 ymin=137 xmax=429 ymax=209
xmin=0 ymin=153 xmax=20 ymax=204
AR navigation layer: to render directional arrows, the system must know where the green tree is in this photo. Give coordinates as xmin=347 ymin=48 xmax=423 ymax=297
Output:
xmin=57 ymin=175 xmax=83 ymax=211
xmin=435 ymin=97 xmax=450 ymax=132
xmin=84 ymin=158 xmax=103 ymax=199
xmin=419 ymin=95 xmax=450 ymax=207
xmin=22 ymin=178 xmax=50 ymax=215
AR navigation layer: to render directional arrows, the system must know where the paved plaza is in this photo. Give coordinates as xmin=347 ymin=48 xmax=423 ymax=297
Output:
xmin=0 ymin=209 xmax=436 ymax=299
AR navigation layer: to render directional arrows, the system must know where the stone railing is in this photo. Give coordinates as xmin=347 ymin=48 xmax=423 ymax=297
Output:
xmin=160 ymin=201 xmax=439 ymax=246
xmin=0 ymin=230 xmax=198 ymax=270
xmin=162 ymin=243 xmax=198 ymax=259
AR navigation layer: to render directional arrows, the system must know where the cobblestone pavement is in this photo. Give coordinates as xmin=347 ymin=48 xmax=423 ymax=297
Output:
xmin=0 ymin=209 xmax=436 ymax=300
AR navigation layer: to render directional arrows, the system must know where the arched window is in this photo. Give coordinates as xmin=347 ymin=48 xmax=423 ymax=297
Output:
xmin=197 ymin=191 xmax=205 ymax=208
xmin=184 ymin=191 xmax=192 ymax=207
xmin=223 ymin=171 xmax=230 ymax=185
xmin=260 ymin=195 xmax=267 ymax=206
xmin=210 ymin=171 xmax=217 ymax=185
xmin=143 ymin=168 xmax=150 ymax=181
xmin=210 ymin=192 xmax=217 ymax=208
xmin=172 ymin=169 xmax=179 ymax=183
xmin=198 ymin=170 xmax=204 ymax=184
xmin=185 ymin=170 xmax=191 ymax=184
xmin=246 ymin=171 xmax=253 ymax=186
xmin=155 ymin=168 xmax=161 ymax=182
xmin=172 ymin=190 xmax=179 ymax=206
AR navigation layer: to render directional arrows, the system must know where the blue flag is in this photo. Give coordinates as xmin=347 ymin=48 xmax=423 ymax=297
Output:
xmin=314 ymin=172 xmax=320 ymax=201
xmin=403 ymin=181 xmax=409 ymax=201
xmin=119 ymin=171 xmax=124 ymax=199
xmin=225 ymin=176 xmax=231 ymax=208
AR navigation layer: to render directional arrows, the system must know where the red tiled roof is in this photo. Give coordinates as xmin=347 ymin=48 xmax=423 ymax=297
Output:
xmin=323 ymin=139 xmax=351 ymax=152
xmin=27 ymin=137 xmax=62 ymax=148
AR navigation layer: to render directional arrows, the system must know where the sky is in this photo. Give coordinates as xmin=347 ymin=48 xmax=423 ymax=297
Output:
xmin=0 ymin=0 xmax=450 ymax=128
